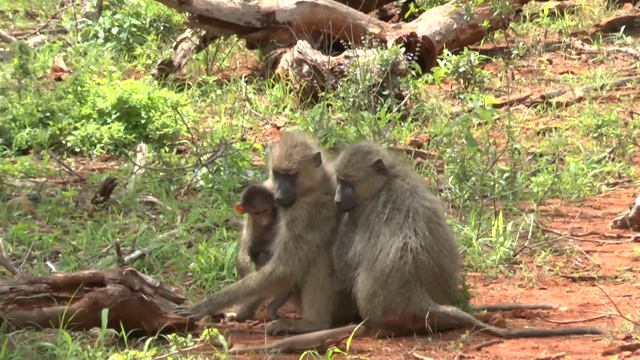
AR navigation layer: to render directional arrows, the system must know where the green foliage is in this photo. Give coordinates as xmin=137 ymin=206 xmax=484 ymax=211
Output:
xmin=2 ymin=0 xmax=639 ymax=357
xmin=1 ymin=65 xmax=194 ymax=155
xmin=432 ymin=48 xmax=493 ymax=91
xmin=78 ymin=0 xmax=184 ymax=55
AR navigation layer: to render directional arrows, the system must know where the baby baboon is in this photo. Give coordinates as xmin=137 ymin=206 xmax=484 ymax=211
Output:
xmin=228 ymin=183 xmax=285 ymax=321
xmin=177 ymin=131 xmax=355 ymax=335
xmin=332 ymin=142 xmax=604 ymax=338
xmin=234 ymin=183 xmax=277 ymax=280
xmin=231 ymin=183 xmax=297 ymax=321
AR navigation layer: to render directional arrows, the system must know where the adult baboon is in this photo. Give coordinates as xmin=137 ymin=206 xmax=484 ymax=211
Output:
xmin=332 ymin=142 xmax=603 ymax=338
xmin=229 ymin=183 xmax=296 ymax=322
xmin=177 ymin=131 xmax=356 ymax=335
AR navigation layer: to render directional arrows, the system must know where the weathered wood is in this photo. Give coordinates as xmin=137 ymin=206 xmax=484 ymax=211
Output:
xmin=153 ymin=28 xmax=219 ymax=79
xmin=153 ymin=0 xmax=530 ymax=68
xmin=266 ymin=39 xmax=409 ymax=99
xmin=0 ymin=268 xmax=197 ymax=336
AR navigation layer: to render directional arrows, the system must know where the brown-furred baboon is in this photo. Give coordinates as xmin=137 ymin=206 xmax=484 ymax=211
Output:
xmin=227 ymin=183 xmax=295 ymax=322
xmin=176 ymin=131 xmax=357 ymax=335
xmin=331 ymin=142 xmax=604 ymax=338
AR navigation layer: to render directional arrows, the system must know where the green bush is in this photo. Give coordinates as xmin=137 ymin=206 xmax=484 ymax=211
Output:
xmin=1 ymin=73 xmax=194 ymax=156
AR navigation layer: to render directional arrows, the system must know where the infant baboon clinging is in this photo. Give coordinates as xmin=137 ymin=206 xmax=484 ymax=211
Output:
xmin=177 ymin=131 xmax=356 ymax=335
xmin=231 ymin=183 xmax=297 ymax=322
xmin=332 ymin=142 xmax=604 ymax=338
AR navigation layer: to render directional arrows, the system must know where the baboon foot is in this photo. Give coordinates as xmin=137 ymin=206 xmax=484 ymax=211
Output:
xmin=266 ymin=318 xmax=329 ymax=336
xmin=226 ymin=308 xmax=257 ymax=322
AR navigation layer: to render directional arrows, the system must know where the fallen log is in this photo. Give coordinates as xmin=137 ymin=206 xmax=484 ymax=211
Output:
xmin=266 ymin=39 xmax=409 ymax=100
xmin=153 ymin=0 xmax=532 ymax=75
xmin=152 ymin=28 xmax=219 ymax=79
xmin=0 ymin=268 xmax=197 ymax=336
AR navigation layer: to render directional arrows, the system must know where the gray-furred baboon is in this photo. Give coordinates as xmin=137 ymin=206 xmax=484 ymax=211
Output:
xmin=331 ymin=142 xmax=604 ymax=338
xmin=176 ymin=131 xmax=357 ymax=335
xmin=229 ymin=183 xmax=297 ymax=322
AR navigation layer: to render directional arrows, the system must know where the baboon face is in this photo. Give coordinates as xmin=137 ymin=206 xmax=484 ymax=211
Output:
xmin=249 ymin=203 xmax=276 ymax=228
xmin=235 ymin=185 xmax=277 ymax=227
xmin=271 ymin=151 xmax=323 ymax=208
xmin=335 ymin=149 xmax=390 ymax=212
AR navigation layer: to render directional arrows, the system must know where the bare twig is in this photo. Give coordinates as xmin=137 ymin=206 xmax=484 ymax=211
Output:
xmin=411 ymin=352 xmax=434 ymax=360
xmin=180 ymin=144 xmax=227 ymax=196
xmin=602 ymin=343 xmax=640 ymax=356
xmin=0 ymin=238 xmax=7 ymax=257
xmin=542 ymin=314 xmax=609 ymax=324
xmin=465 ymin=339 xmax=503 ymax=351
xmin=26 ymin=2 xmax=81 ymax=38
xmin=561 ymin=274 xmax=618 ymax=282
xmin=534 ymin=352 xmax=566 ymax=360
xmin=18 ymin=241 xmax=36 ymax=271
xmin=0 ymin=254 xmax=19 ymax=276
xmin=45 ymin=260 xmax=56 ymax=273
xmin=568 ymin=38 xmax=640 ymax=59
xmin=139 ymin=195 xmax=171 ymax=210
xmin=114 ymin=239 xmax=124 ymax=268
xmin=153 ymin=342 xmax=209 ymax=360
xmin=122 ymin=229 xmax=181 ymax=265
xmin=595 ymin=283 xmax=640 ymax=327
xmin=539 ymin=225 xmax=640 ymax=244
xmin=0 ymin=29 xmax=18 ymax=44
xmin=47 ymin=151 xmax=87 ymax=182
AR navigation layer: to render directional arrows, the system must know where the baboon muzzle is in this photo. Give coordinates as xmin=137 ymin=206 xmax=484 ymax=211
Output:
xmin=335 ymin=182 xmax=356 ymax=212
xmin=274 ymin=186 xmax=297 ymax=207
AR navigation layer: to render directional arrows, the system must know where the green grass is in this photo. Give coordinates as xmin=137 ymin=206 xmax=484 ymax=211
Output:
xmin=1 ymin=0 xmax=639 ymax=358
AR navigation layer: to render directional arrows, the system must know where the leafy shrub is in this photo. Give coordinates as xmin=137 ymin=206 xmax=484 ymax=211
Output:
xmin=1 ymin=72 xmax=194 ymax=156
xmin=78 ymin=0 xmax=185 ymax=54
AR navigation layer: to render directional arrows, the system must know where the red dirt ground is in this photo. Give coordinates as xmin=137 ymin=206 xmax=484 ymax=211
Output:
xmin=192 ymin=184 xmax=640 ymax=359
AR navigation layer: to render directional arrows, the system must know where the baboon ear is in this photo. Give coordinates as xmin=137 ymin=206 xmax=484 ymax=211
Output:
xmin=371 ymin=158 xmax=389 ymax=176
xmin=310 ymin=151 xmax=322 ymax=167
xmin=234 ymin=203 xmax=246 ymax=215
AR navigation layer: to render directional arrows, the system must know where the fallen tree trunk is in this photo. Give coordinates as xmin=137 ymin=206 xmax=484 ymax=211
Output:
xmin=153 ymin=28 xmax=219 ymax=79
xmin=0 ymin=268 xmax=197 ymax=336
xmin=154 ymin=0 xmax=531 ymax=72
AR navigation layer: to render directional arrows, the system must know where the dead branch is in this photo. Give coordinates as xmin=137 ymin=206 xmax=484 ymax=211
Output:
xmin=266 ymin=39 xmax=409 ymax=99
xmin=0 ymin=29 xmax=17 ymax=44
xmin=542 ymin=314 xmax=609 ymax=324
xmin=47 ymin=150 xmax=87 ymax=182
xmin=534 ymin=353 xmax=567 ymax=360
xmin=0 ymin=254 xmax=19 ymax=276
xmin=595 ymin=13 xmax=640 ymax=34
xmin=594 ymin=283 xmax=640 ymax=327
xmin=568 ymin=38 xmax=640 ymax=60
xmin=122 ymin=229 xmax=181 ymax=265
xmin=602 ymin=343 xmax=640 ymax=356
xmin=0 ymin=268 xmax=196 ymax=336
xmin=539 ymin=225 xmax=640 ymax=244
xmin=153 ymin=0 xmax=531 ymax=74
xmin=465 ymin=339 xmax=503 ymax=351
xmin=153 ymin=28 xmax=219 ymax=79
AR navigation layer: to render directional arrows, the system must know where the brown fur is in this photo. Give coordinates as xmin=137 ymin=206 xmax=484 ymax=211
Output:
xmin=177 ymin=131 xmax=356 ymax=335
xmin=331 ymin=142 xmax=604 ymax=338
xmin=231 ymin=182 xmax=296 ymax=322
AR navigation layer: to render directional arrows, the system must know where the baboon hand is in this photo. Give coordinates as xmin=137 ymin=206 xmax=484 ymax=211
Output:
xmin=174 ymin=303 xmax=211 ymax=320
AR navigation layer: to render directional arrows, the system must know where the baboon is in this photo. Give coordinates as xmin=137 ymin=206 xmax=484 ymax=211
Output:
xmin=177 ymin=131 xmax=357 ymax=335
xmin=231 ymin=183 xmax=297 ymax=322
xmin=331 ymin=142 xmax=604 ymax=338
